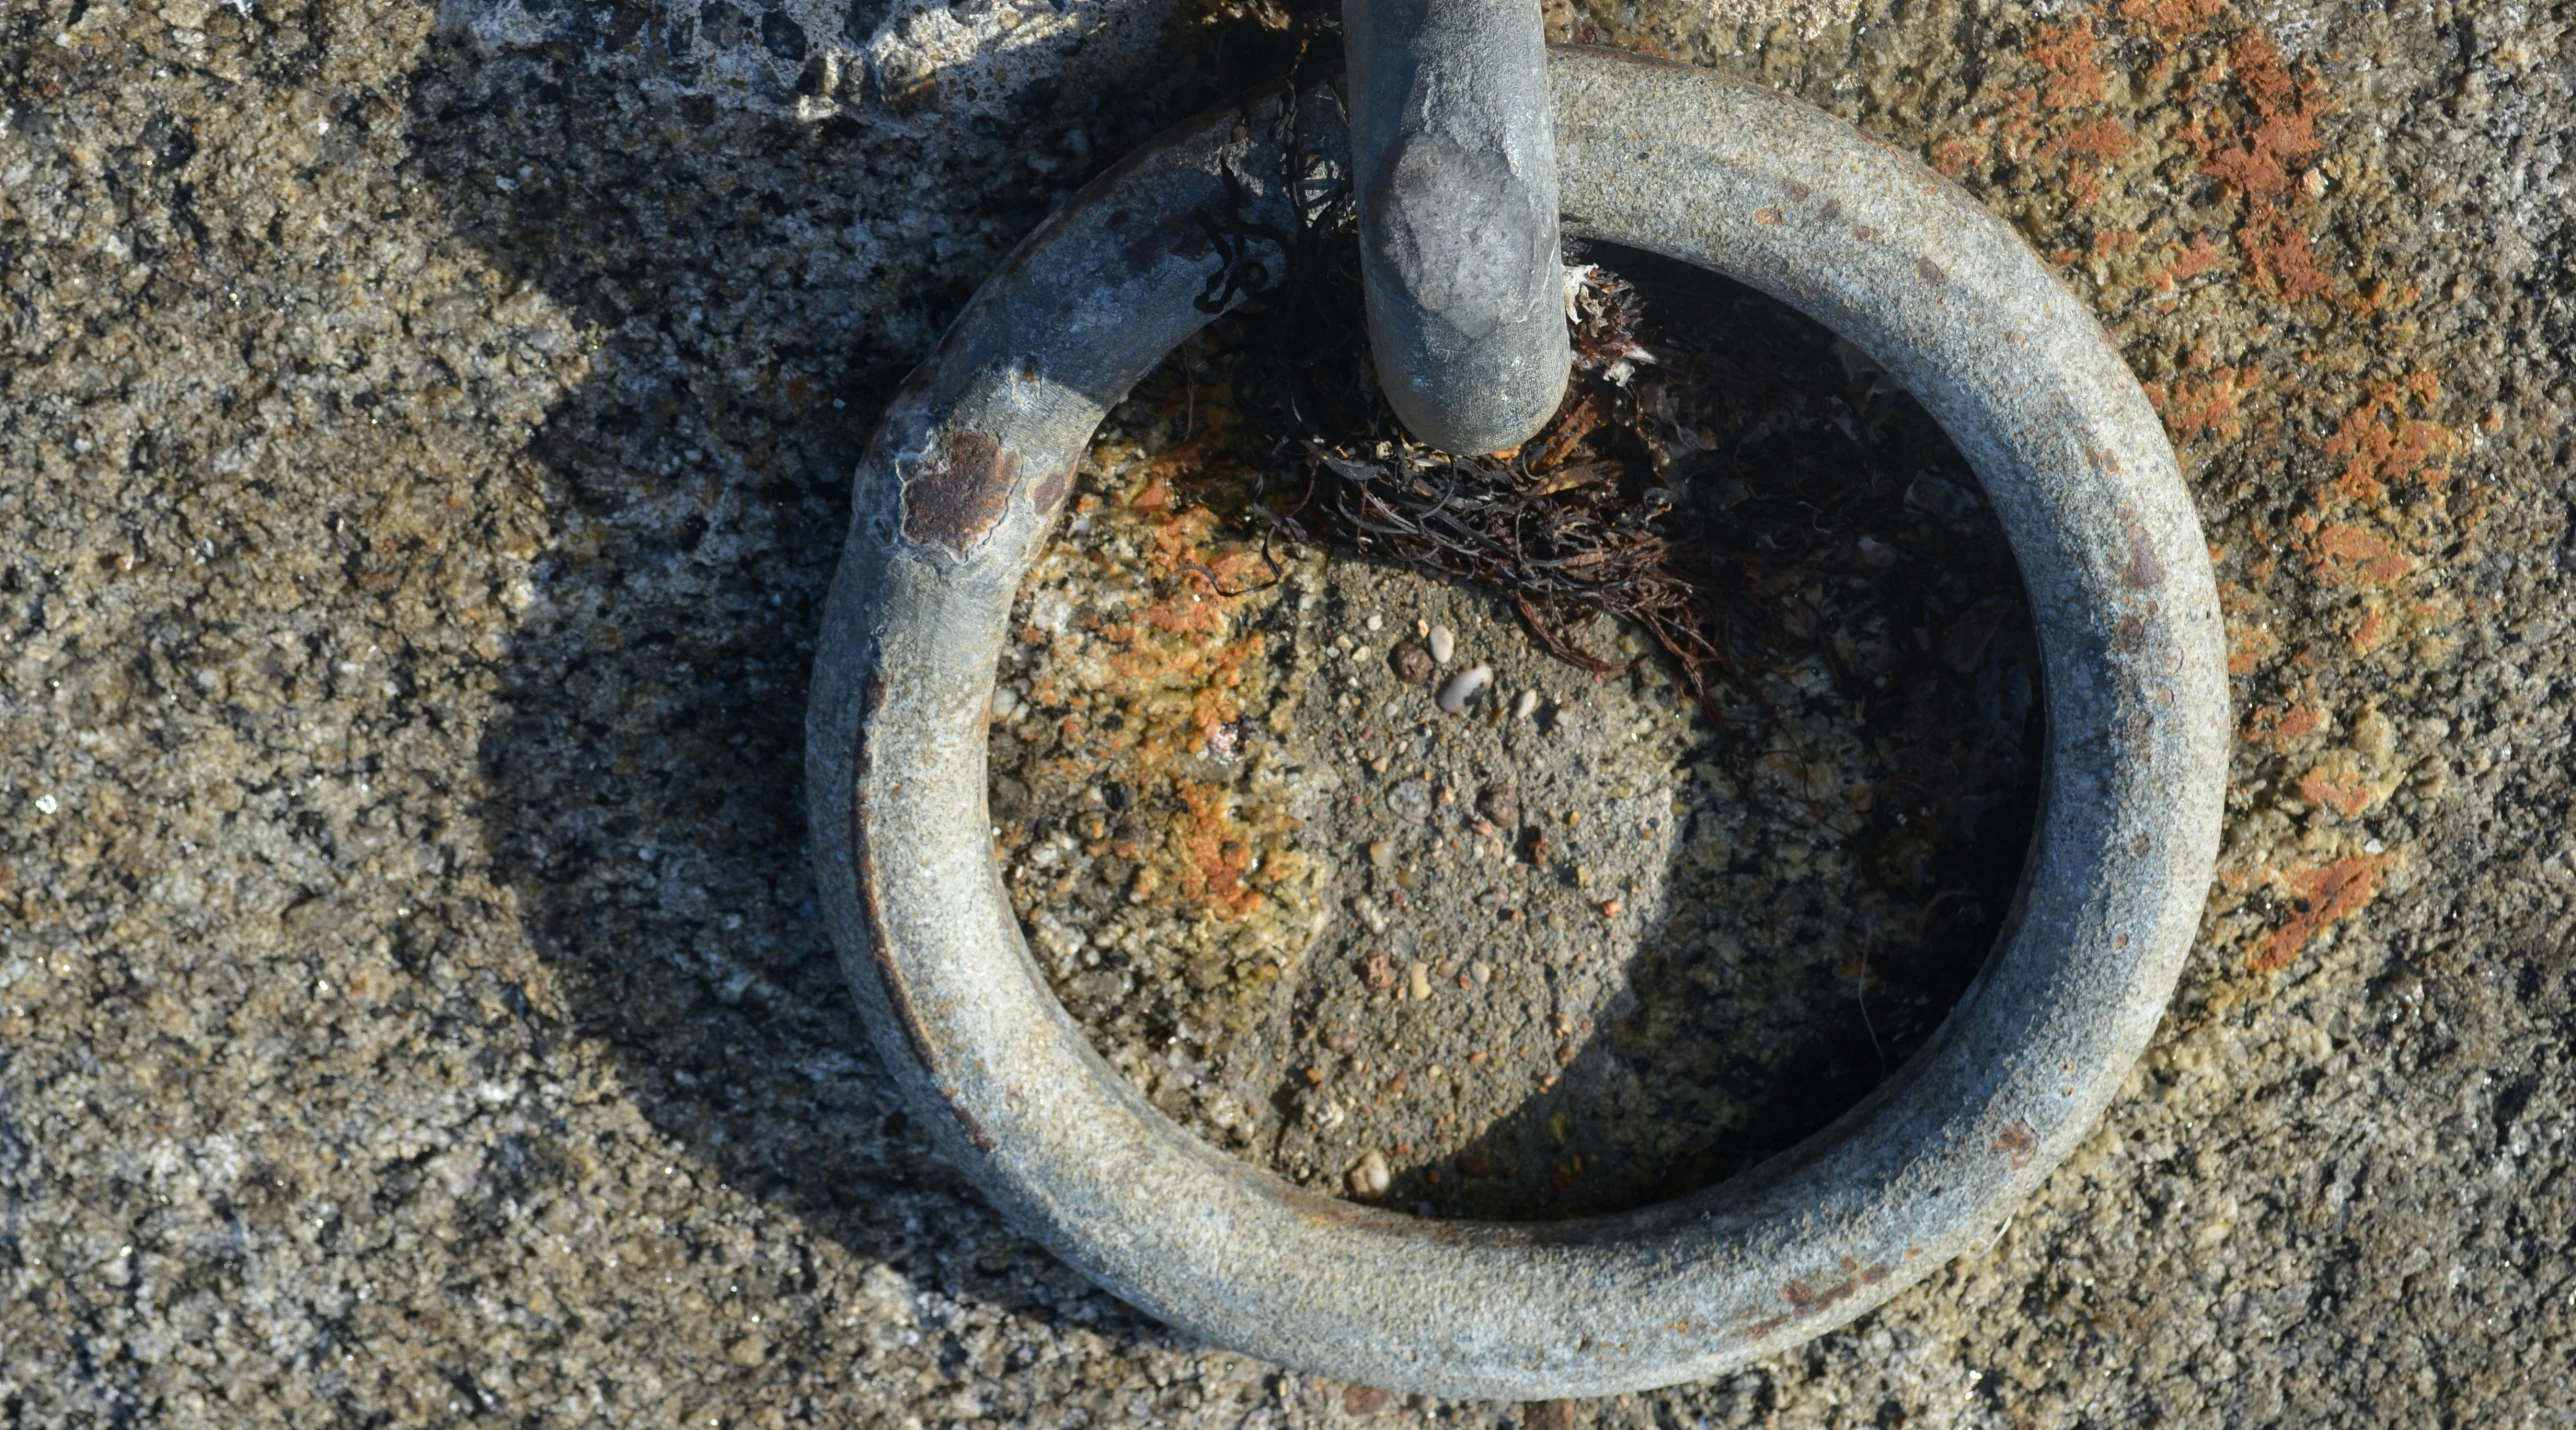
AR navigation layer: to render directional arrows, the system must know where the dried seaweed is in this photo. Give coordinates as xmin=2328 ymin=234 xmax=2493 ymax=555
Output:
xmin=1188 ymin=56 xmax=2028 ymax=772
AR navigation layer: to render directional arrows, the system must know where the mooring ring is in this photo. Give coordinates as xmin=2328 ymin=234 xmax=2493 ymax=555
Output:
xmin=805 ymin=49 xmax=2226 ymax=1399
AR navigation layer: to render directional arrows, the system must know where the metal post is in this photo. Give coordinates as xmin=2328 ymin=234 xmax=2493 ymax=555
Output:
xmin=1342 ymin=0 xmax=1570 ymax=454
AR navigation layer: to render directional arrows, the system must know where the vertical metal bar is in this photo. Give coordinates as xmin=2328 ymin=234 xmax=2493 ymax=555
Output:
xmin=1342 ymin=0 xmax=1570 ymax=454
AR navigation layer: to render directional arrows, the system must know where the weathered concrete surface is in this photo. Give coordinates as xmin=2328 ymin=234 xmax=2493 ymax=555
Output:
xmin=1 ymin=0 xmax=2571 ymax=1426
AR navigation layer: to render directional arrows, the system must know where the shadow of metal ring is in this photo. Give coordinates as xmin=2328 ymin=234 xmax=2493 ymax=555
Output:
xmin=804 ymin=49 xmax=2227 ymax=1399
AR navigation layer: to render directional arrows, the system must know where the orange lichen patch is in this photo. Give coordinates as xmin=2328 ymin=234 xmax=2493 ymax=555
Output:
xmin=2182 ymin=32 xmax=2327 ymax=204
xmin=2235 ymin=214 xmax=2334 ymax=301
xmin=2349 ymin=598 xmax=2388 ymax=654
xmin=2141 ymin=235 xmax=2234 ymax=297
xmin=2321 ymin=379 xmax=2456 ymax=504
xmin=2144 ymin=365 xmax=2252 ymax=449
xmin=2052 ymin=115 xmax=2136 ymax=165
xmin=1167 ymin=780 xmax=1263 ymax=918
xmin=2308 ymin=522 xmax=2414 ymax=587
xmin=2117 ymin=0 xmax=2225 ymax=42
xmin=2241 ymin=697 xmax=2328 ymax=751
xmin=2293 ymin=759 xmax=2377 ymax=820
xmin=2215 ymin=579 xmax=2277 ymax=674
xmin=2164 ymin=234 xmax=2229 ymax=284
xmin=2249 ymin=854 xmax=2391 ymax=972
xmin=2226 ymin=620 xmax=2276 ymax=675
xmin=998 ymin=403 xmax=1314 ymax=933
xmin=2029 ymin=19 xmax=2109 ymax=110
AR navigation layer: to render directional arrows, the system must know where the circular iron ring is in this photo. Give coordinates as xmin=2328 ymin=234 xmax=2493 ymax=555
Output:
xmin=805 ymin=50 xmax=2227 ymax=1399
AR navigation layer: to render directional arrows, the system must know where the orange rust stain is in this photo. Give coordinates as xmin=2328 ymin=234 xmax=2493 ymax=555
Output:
xmin=1782 ymin=1276 xmax=1858 ymax=1313
xmin=902 ymin=429 xmax=1021 ymax=554
xmin=2250 ymin=854 xmax=2390 ymax=972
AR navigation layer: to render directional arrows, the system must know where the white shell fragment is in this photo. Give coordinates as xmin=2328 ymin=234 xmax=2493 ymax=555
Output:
xmin=1427 ymin=625 xmax=1456 ymax=664
xmin=1512 ymin=689 xmax=1539 ymax=721
xmin=1436 ymin=663 xmax=1493 ymax=714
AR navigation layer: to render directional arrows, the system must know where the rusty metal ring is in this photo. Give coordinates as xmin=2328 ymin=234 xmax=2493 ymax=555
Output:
xmin=805 ymin=50 xmax=2227 ymax=1399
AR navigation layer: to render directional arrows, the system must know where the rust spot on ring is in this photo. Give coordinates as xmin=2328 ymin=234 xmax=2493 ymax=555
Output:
xmin=1782 ymin=1276 xmax=1856 ymax=1314
xmin=1991 ymin=1118 xmax=2038 ymax=1169
xmin=903 ymin=428 xmax=1022 ymax=556
xmin=2123 ymin=522 xmax=2166 ymax=589
xmin=1032 ymin=462 xmax=1076 ymax=520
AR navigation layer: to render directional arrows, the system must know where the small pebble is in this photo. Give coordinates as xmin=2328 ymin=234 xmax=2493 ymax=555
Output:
xmin=1598 ymin=897 xmax=1624 ymax=918
xmin=1350 ymin=1151 xmax=1391 ymax=1197
xmin=1436 ymin=663 xmax=1493 ymax=715
xmin=1427 ymin=625 xmax=1456 ymax=664
xmin=1387 ymin=640 xmax=1434 ymax=683
xmin=1356 ymin=896 xmax=1389 ymax=934
xmin=1367 ymin=838 xmax=1394 ymax=868
xmin=1366 ymin=612 xmax=1383 ymax=631
xmin=1388 ymin=779 xmax=1433 ymax=821
xmin=1408 ymin=960 xmax=1432 ymax=1001
xmin=1513 ymin=689 xmax=1539 ymax=721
